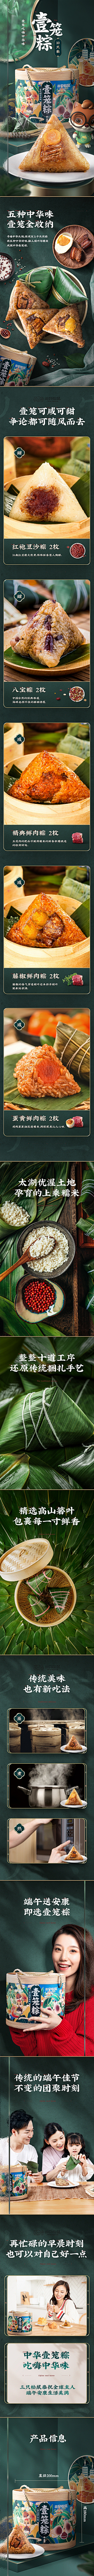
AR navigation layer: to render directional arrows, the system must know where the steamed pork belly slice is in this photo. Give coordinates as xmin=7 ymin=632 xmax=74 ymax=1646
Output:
xmin=71 ymin=223 xmax=94 ymax=260
xmin=9 ymin=747 xmax=89 ymax=805
xmin=15 ymin=1044 xmax=80 ymax=1098
xmin=20 ymin=111 xmax=88 ymax=173
xmin=14 ymin=460 xmax=89 ymax=535
xmin=43 ymin=304 xmax=84 ymax=347
xmin=7 ymin=889 xmax=84 ymax=948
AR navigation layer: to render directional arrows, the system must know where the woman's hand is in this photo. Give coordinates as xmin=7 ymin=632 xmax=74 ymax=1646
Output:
xmin=47 ymin=2301 xmax=54 ymax=2319
xmin=49 ymin=1846 xmax=70 ymax=1864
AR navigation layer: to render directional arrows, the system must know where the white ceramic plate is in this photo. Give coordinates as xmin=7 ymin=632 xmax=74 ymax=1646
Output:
xmin=4 ymin=151 xmax=94 ymax=182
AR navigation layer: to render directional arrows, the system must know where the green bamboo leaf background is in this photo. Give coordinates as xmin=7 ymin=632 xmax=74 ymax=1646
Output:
xmin=0 ymin=1457 xmax=29 ymax=1492
xmin=0 ymin=1377 xmax=94 ymax=1452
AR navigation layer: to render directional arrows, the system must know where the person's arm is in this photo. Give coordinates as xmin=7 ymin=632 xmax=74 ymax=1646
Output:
xmin=42 ymin=2151 xmax=52 ymax=2176
xmin=42 ymin=2147 xmax=65 ymax=2177
xmin=9 ymin=1818 xmax=37 ymax=1853
xmin=47 ymin=2300 xmax=54 ymax=2319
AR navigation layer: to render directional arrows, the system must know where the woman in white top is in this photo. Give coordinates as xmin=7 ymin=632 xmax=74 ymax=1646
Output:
xmin=42 ymin=2124 xmax=66 ymax=2181
xmin=47 ymin=2278 xmax=81 ymax=2328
